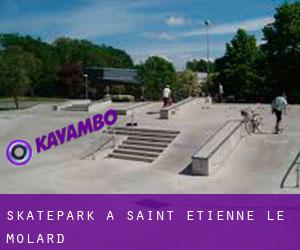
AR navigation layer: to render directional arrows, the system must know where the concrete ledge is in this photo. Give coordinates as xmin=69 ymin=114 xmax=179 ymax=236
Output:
xmin=53 ymin=99 xmax=91 ymax=111
xmin=88 ymin=99 xmax=112 ymax=113
xmin=115 ymin=102 xmax=150 ymax=116
xmin=160 ymin=97 xmax=197 ymax=119
xmin=192 ymin=120 xmax=243 ymax=176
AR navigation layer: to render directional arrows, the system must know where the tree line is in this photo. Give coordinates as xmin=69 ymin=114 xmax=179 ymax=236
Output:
xmin=0 ymin=35 xmax=134 ymax=107
xmin=186 ymin=2 xmax=300 ymax=103
xmin=1 ymin=2 xmax=300 ymax=107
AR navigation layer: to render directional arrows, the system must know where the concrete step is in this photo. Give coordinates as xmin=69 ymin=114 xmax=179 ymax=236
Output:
xmin=127 ymin=136 xmax=173 ymax=143
xmin=113 ymin=148 xmax=159 ymax=158
xmin=108 ymin=153 xmax=155 ymax=163
xmin=123 ymin=140 xmax=169 ymax=148
xmin=112 ymin=127 xmax=180 ymax=135
xmin=119 ymin=144 xmax=165 ymax=153
xmin=107 ymin=130 xmax=177 ymax=139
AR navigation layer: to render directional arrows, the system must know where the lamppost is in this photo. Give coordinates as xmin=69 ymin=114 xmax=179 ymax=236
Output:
xmin=83 ymin=74 xmax=88 ymax=99
xmin=204 ymin=20 xmax=211 ymax=93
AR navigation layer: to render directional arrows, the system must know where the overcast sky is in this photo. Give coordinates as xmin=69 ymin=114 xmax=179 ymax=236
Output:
xmin=0 ymin=0 xmax=291 ymax=69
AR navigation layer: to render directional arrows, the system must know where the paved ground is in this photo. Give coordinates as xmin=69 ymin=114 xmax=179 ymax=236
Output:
xmin=0 ymin=99 xmax=300 ymax=194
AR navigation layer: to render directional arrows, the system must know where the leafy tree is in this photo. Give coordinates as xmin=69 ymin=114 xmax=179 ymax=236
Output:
xmin=23 ymin=52 xmax=43 ymax=96
xmin=177 ymin=70 xmax=200 ymax=98
xmin=0 ymin=46 xmax=30 ymax=108
xmin=215 ymin=29 xmax=263 ymax=102
xmin=262 ymin=2 xmax=300 ymax=102
xmin=186 ymin=59 xmax=215 ymax=73
xmin=0 ymin=34 xmax=135 ymax=99
xmin=138 ymin=56 xmax=177 ymax=100
xmin=0 ymin=34 xmax=59 ymax=96
xmin=53 ymin=37 xmax=134 ymax=68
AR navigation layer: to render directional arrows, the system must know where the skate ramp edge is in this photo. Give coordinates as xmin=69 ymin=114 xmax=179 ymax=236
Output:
xmin=160 ymin=97 xmax=207 ymax=119
xmin=114 ymin=102 xmax=150 ymax=116
xmin=88 ymin=99 xmax=112 ymax=113
xmin=53 ymin=99 xmax=92 ymax=111
xmin=192 ymin=120 xmax=243 ymax=176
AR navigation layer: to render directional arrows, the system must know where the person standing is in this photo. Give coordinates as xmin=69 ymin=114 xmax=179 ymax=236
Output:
xmin=162 ymin=85 xmax=171 ymax=107
xmin=218 ymin=83 xmax=224 ymax=103
xmin=271 ymin=93 xmax=288 ymax=134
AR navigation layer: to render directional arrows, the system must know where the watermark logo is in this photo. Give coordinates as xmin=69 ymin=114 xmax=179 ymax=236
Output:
xmin=6 ymin=140 xmax=33 ymax=166
xmin=5 ymin=109 xmax=118 ymax=166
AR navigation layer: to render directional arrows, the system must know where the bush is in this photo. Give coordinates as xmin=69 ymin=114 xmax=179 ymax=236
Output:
xmin=111 ymin=94 xmax=135 ymax=102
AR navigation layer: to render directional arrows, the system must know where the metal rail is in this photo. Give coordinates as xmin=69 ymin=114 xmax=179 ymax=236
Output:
xmin=280 ymin=151 xmax=300 ymax=188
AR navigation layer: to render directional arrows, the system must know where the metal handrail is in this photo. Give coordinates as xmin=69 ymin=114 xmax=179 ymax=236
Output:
xmin=295 ymin=163 xmax=300 ymax=188
xmin=280 ymin=151 xmax=300 ymax=188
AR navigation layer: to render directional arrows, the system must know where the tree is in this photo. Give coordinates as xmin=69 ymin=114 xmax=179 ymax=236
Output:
xmin=215 ymin=29 xmax=263 ymax=102
xmin=138 ymin=56 xmax=177 ymax=100
xmin=262 ymin=2 xmax=300 ymax=103
xmin=186 ymin=59 xmax=215 ymax=72
xmin=58 ymin=63 xmax=84 ymax=98
xmin=0 ymin=46 xmax=30 ymax=108
xmin=23 ymin=52 xmax=42 ymax=96
xmin=0 ymin=34 xmax=135 ymax=99
xmin=177 ymin=70 xmax=200 ymax=98
xmin=0 ymin=34 xmax=59 ymax=97
xmin=53 ymin=37 xmax=134 ymax=68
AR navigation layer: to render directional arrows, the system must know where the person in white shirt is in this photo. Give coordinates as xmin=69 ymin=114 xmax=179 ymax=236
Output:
xmin=271 ymin=93 xmax=288 ymax=134
xmin=162 ymin=85 xmax=171 ymax=107
xmin=219 ymin=83 xmax=224 ymax=103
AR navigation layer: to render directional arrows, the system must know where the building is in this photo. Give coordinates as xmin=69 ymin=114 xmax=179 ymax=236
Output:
xmin=84 ymin=67 xmax=140 ymax=85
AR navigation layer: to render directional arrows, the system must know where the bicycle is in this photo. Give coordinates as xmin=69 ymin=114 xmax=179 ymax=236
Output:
xmin=241 ymin=109 xmax=262 ymax=135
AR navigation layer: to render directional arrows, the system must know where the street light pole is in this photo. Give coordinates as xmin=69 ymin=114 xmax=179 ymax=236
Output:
xmin=83 ymin=74 xmax=88 ymax=99
xmin=204 ymin=20 xmax=211 ymax=93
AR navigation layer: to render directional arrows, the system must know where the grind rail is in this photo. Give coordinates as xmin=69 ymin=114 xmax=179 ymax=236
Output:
xmin=280 ymin=151 xmax=300 ymax=189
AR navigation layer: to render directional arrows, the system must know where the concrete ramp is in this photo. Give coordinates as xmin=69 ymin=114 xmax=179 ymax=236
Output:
xmin=110 ymin=102 xmax=150 ymax=115
xmin=53 ymin=99 xmax=92 ymax=111
xmin=160 ymin=97 xmax=208 ymax=119
xmin=214 ymin=134 xmax=300 ymax=193
xmin=192 ymin=120 xmax=244 ymax=175
xmin=55 ymin=99 xmax=113 ymax=113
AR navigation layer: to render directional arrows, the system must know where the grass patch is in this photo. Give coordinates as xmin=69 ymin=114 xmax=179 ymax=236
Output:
xmin=0 ymin=97 xmax=66 ymax=111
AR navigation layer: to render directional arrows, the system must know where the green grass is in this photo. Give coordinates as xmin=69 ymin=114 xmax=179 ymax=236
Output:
xmin=0 ymin=96 xmax=66 ymax=111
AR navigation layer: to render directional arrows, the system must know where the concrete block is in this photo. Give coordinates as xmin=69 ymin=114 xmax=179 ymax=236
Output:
xmin=54 ymin=99 xmax=91 ymax=111
xmin=159 ymin=97 xmax=196 ymax=119
xmin=192 ymin=120 xmax=243 ymax=176
xmin=88 ymin=99 xmax=112 ymax=113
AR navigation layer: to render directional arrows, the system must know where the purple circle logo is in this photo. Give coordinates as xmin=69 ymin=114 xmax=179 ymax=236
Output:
xmin=6 ymin=140 xmax=32 ymax=166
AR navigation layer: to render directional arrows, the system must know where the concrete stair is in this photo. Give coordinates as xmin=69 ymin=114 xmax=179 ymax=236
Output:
xmin=111 ymin=127 xmax=180 ymax=135
xmin=123 ymin=140 xmax=169 ymax=148
xmin=127 ymin=136 xmax=173 ymax=143
xmin=107 ymin=130 xmax=176 ymax=139
xmin=118 ymin=144 xmax=164 ymax=153
xmin=108 ymin=127 xmax=179 ymax=163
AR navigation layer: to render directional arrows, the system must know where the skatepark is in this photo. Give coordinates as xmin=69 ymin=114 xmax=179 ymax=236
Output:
xmin=0 ymin=98 xmax=300 ymax=194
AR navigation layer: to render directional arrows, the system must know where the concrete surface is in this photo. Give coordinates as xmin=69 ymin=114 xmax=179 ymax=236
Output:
xmin=0 ymin=99 xmax=300 ymax=194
